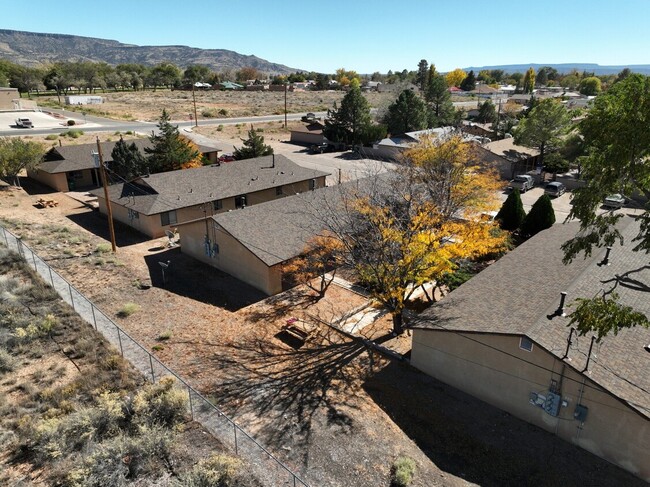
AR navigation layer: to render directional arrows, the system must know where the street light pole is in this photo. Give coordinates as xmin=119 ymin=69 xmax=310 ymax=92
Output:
xmin=284 ymin=82 xmax=288 ymax=128
xmin=192 ymin=82 xmax=198 ymax=128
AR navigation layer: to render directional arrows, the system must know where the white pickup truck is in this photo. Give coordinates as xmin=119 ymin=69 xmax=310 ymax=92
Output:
xmin=15 ymin=118 xmax=33 ymax=128
xmin=509 ymin=174 xmax=535 ymax=193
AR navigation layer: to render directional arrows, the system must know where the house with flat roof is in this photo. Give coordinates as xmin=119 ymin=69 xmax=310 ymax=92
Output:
xmin=411 ymin=219 xmax=650 ymax=482
xmin=28 ymin=139 xmax=221 ymax=193
xmin=92 ymin=154 xmax=329 ymax=239
xmin=477 ymin=138 xmax=540 ymax=180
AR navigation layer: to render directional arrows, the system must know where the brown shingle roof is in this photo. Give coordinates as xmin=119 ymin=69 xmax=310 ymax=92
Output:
xmin=92 ymin=154 xmax=329 ymax=216
xmin=37 ymin=139 xmax=221 ymax=174
xmin=484 ymin=138 xmax=540 ymax=162
xmin=415 ymin=218 xmax=650 ymax=418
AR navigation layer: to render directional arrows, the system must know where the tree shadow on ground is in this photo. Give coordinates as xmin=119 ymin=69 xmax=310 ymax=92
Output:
xmin=242 ymin=286 xmax=318 ymax=323
xmin=204 ymin=327 xmax=371 ymax=466
xmin=142 ymin=248 xmax=266 ymax=311
xmin=364 ymin=360 xmax=646 ymax=487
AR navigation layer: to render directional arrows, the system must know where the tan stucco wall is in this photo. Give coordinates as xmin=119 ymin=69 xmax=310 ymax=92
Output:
xmin=27 ymin=169 xmax=69 ymax=192
xmin=96 ymin=176 xmax=326 ymax=240
xmin=290 ymin=131 xmax=324 ymax=146
xmin=179 ymin=220 xmax=281 ymax=295
xmin=411 ymin=330 xmax=650 ymax=482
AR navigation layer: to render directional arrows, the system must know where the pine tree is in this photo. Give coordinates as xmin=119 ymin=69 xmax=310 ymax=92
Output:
xmin=416 ymin=59 xmax=429 ymax=91
xmin=110 ymin=136 xmax=146 ymax=180
xmin=521 ymin=194 xmax=555 ymax=237
xmin=477 ymin=100 xmax=497 ymax=123
xmin=425 ymin=65 xmax=455 ymax=127
xmin=323 ymin=79 xmax=372 ymax=146
xmin=233 ymin=125 xmax=274 ymax=160
xmin=383 ymin=89 xmax=428 ymax=135
xmin=496 ymin=189 xmax=526 ymax=231
xmin=145 ymin=109 xmax=201 ymax=173
xmin=460 ymin=70 xmax=476 ymax=91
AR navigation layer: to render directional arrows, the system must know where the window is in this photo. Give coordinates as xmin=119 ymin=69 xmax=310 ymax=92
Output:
xmin=69 ymin=170 xmax=83 ymax=179
xmin=519 ymin=336 xmax=534 ymax=352
xmin=160 ymin=210 xmax=177 ymax=226
xmin=309 ymin=178 xmax=316 ymax=190
xmin=276 ymin=186 xmax=283 ymax=196
xmin=235 ymin=195 xmax=247 ymax=209
xmin=213 ymin=200 xmax=222 ymax=211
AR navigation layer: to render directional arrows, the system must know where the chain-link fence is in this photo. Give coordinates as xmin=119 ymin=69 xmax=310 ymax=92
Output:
xmin=0 ymin=224 xmax=308 ymax=487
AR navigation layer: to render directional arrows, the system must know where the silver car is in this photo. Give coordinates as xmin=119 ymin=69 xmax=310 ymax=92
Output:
xmin=603 ymin=194 xmax=625 ymax=209
xmin=544 ymin=182 xmax=566 ymax=197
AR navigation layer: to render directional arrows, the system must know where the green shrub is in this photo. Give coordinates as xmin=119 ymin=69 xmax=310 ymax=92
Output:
xmin=496 ymin=189 xmax=526 ymax=231
xmin=157 ymin=331 xmax=172 ymax=341
xmin=201 ymin=108 xmax=218 ymax=118
xmin=182 ymin=454 xmax=243 ymax=487
xmin=521 ymin=194 xmax=556 ymax=237
xmin=0 ymin=347 xmax=16 ymax=373
xmin=45 ymin=134 xmax=59 ymax=140
xmin=67 ymin=119 xmax=76 ymax=126
xmin=95 ymin=243 xmax=112 ymax=253
xmin=392 ymin=456 xmax=416 ymax=487
xmin=218 ymin=108 xmax=228 ymax=116
xmin=217 ymin=124 xmax=224 ymax=131
xmin=116 ymin=302 xmax=139 ymax=318
xmin=132 ymin=377 xmax=187 ymax=428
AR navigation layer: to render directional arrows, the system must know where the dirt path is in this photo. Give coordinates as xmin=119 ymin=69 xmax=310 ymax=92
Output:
xmin=0 ymin=181 xmax=644 ymax=487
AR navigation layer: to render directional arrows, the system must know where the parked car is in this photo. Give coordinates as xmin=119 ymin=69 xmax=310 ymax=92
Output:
xmin=603 ymin=193 xmax=626 ymax=209
xmin=509 ymin=174 xmax=535 ymax=193
xmin=544 ymin=182 xmax=566 ymax=197
xmin=218 ymin=154 xmax=236 ymax=163
xmin=310 ymin=142 xmax=332 ymax=154
xmin=301 ymin=112 xmax=319 ymax=123
xmin=15 ymin=118 xmax=33 ymax=128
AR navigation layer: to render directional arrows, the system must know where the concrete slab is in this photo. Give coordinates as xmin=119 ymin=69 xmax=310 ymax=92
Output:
xmin=0 ymin=110 xmax=100 ymax=130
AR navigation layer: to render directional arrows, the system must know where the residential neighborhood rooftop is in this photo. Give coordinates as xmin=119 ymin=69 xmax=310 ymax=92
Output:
xmin=94 ymin=154 xmax=329 ymax=216
xmin=484 ymin=137 xmax=540 ymax=162
xmin=415 ymin=218 xmax=650 ymax=419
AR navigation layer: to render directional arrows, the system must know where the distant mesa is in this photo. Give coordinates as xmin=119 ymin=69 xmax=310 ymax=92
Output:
xmin=462 ymin=62 xmax=650 ymax=75
xmin=0 ymin=29 xmax=298 ymax=74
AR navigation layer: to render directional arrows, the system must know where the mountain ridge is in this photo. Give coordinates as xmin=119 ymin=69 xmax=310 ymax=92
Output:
xmin=462 ymin=62 xmax=650 ymax=75
xmin=0 ymin=29 xmax=297 ymax=74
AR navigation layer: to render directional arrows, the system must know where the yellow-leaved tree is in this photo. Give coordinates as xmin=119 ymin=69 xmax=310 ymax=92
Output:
xmin=320 ymin=135 xmax=507 ymax=334
xmin=283 ymin=234 xmax=344 ymax=300
xmin=445 ymin=68 xmax=467 ymax=88
xmin=179 ymin=137 xmax=204 ymax=169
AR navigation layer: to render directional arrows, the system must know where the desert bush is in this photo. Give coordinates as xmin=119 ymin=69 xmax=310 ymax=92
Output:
xmin=132 ymin=377 xmax=187 ymax=428
xmin=45 ymin=134 xmax=58 ymax=140
xmin=0 ymin=347 xmax=16 ymax=373
xmin=182 ymin=454 xmax=243 ymax=487
xmin=67 ymin=119 xmax=76 ymax=126
xmin=217 ymin=124 xmax=224 ymax=131
xmin=392 ymin=456 xmax=416 ymax=487
xmin=157 ymin=331 xmax=172 ymax=341
xmin=218 ymin=108 xmax=228 ymax=116
xmin=95 ymin=243 xmax=111 ymax=253
xmin=117 ymin=302 xmax=139 ymax=318
xmin=201 ymin=108 xmax=218 ymax=118
xmin=80 ymin=425 xmax=174 ymax=485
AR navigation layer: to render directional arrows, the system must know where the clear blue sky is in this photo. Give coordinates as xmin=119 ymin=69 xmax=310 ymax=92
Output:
xmin=3 ymin=0 xmax=648 ymax=73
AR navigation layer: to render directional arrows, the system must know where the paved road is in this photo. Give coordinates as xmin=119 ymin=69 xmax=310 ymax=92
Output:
xmin=0 ymin=109 xmax=328 ymax=137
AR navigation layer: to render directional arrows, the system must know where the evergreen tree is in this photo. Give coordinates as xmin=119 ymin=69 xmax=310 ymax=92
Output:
xmin=110 ymin=136 xmax=146 ymax=180
xmin=145 ymin=110 xmax=201 ymax=173
xmin=323 ymin=79 xmax=372 ymax=145
xmin=383 ymin=89 xmax=428 ymax=135
xmin=477 ymin=99 xmax=497 ymax=123
xmin=460 ymin=70 xmax=476 ymax=91
xmin=425 ymin=65 xmax=455 ymax=127
xmin=416 ymin=59 xmax=429 ymax=91
xmin=521 ymin=194 xmax=555 ymax=237
xmin=233 ymin=125 xmax=274 ymax=160
xmin=496 ymin=189 xmax=526 ymax=231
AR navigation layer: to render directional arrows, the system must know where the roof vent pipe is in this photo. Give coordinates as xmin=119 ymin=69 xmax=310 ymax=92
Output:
xmin=557 ymin=292 xmax=567 ymax=317
xmin=598 ymin=246 xmax=612 ymax=267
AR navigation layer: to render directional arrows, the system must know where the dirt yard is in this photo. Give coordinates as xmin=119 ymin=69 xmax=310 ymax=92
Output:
xmin=38 ymin=89 xmax=396 ymax=123
xmin=0 ymin=179 xmax=645 ymax=487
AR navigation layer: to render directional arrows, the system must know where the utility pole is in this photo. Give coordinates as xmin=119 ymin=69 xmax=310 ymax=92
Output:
xmin=96 ymin=137 xmax=117 ymax=253
xmin=192 ymin=82 xmax=198 ymax=128
xmin=284 ymin=82 xmax=288 ymax=128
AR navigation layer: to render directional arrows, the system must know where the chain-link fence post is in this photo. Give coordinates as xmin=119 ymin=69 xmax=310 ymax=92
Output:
xmin=91 ymin=303 xmax=98 ymax=330
xmin=31 ymin=251 xmax=37 ymax=270
xmin=68 ymin=283 xmax=75 ymax=311
xmin=149 ymin=354 xmax=155 ymax=382
xmin=188 ymin=385 xmax=194 ymax=420
xmin=16 ymin=236 xmax=24 ymax=258
xmin=234 ymin=424 xmax=238 ymax=455
xmin=117 ymin=328 xmax=124 ymax=356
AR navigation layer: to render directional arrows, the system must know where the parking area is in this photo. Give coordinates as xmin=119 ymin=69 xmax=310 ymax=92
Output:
xmin=0 ymin=109 xmax=100 ymax=130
